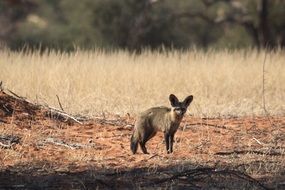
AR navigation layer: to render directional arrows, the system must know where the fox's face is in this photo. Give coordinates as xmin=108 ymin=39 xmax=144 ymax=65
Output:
xmin=169 ymin=94 xmax=193 ymax=119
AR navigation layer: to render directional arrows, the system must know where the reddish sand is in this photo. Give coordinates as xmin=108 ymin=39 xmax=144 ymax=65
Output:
xmin=0 ymin=90 xmax=284 ymax=189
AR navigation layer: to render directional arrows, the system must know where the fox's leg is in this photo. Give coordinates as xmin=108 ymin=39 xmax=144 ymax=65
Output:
xmin=130 ymin=133 xmax=139 ymax=154
xmin=169 ymin=133 xmax=175 ymax=153
xmin=139 ymin=130 xmax=151 ymax=154
xmin=139 ymin=125 xmax=156 ymax=154
xmin=139 ymin=141 xmax=148 ymax=154
xmin=164 ymin=132 xmax=170 ymax=154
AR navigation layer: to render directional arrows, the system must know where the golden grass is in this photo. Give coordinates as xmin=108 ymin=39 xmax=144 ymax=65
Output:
xmin=0 ymin=49 xmax=284 ymax=117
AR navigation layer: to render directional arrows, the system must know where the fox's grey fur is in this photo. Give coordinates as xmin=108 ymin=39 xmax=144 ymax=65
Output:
xmin=131 ymin=94 xmax=193 ymax=154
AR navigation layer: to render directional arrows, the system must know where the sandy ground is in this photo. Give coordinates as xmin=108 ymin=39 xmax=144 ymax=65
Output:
xmin=0 ymin=90 xmax=284 ymax=189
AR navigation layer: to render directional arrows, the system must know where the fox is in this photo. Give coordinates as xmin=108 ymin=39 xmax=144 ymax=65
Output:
xmin=130 ymin=94 xmax=193 ymax=154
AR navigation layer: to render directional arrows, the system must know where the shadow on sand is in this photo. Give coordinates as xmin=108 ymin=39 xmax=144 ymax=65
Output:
xmin=1 ymin=161 xmax=283 ymax=190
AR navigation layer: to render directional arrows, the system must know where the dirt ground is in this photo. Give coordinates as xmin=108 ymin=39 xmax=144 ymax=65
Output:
xmin=0 ymin=90 xmax=284 ymax=189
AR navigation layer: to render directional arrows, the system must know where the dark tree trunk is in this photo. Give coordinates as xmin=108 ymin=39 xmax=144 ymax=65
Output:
xmin=127 ymin=0 xmax=152 ymax=51
xmin=259 ymin=0 xmax=274 ymax=48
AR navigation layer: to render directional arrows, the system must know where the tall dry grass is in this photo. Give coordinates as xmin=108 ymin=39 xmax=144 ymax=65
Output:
xmin=0 ymin=49 xmax=284 ymax=117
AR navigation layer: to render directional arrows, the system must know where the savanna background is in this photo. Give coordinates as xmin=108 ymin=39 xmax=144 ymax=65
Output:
xmin=0 ymin=0 xmax=284 ymax=189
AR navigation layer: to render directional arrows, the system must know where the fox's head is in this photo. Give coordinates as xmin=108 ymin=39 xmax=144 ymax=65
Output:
xmin=169 ymin=94 xmax=193 ymax=120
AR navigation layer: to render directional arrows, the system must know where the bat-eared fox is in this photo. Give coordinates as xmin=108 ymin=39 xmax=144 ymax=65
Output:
xmin=130 ymin=94 xmax=193 ymax=154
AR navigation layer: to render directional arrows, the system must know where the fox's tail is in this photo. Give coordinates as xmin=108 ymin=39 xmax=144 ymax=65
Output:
xmin=130 ymin=132 xmax=139 ymax=154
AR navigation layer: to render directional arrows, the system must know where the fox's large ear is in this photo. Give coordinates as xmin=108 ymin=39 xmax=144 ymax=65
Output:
xmin=169 ymin=94 xmax=179 ymax=107
xmin=183 ymin=95 xmax=193 ymax=108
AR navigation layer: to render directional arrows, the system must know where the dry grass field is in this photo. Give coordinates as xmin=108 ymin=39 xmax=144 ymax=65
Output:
xmin=0 ymin=49 xmax=284 ymax=117
xmin=0 ymin=49 xmax=285 ymax=189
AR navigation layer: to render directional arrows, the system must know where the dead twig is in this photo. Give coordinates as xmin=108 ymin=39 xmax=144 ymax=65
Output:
xmin=56 ymin=95 xmax=64 ymax=111
xmin=0 ymin=81 xmax=3 ymax=91
xmin=262 ymin=52 xmax=268 ymax=115
xmin=253 ymin=137 xmax=264 ymax=146
xmin=261 ymin=52 xmax=275 ymax=128
xmin=7 ymin=89 xmax=26 ymax=100
xmin=148 ymin=154 xmax=159 ymax=160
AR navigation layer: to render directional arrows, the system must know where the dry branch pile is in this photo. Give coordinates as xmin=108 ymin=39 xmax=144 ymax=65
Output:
xmin=0 ymin=88 xmax=85 ymax=125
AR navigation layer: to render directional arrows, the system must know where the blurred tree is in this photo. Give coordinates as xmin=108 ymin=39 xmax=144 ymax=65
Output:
xmin=11 ymin=0 xmax=101 ymax=50
xmin=176 ymin=0 xmax=285 ymax=49
xmin=0 ymin=0 xmax=36 ymax=47
xmin=91 ymin=0 xmax=285 ymax=50
xmin=0 ymin=0 xmax=284 ymax=50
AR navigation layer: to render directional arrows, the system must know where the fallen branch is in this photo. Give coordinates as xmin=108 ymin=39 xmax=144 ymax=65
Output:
xmin=143 ymin=167 xmax=270 ymax=190
xmin=47 ymin=108 xmax=83 ymax=125
xmin=0 ymin=134 xmax=21 ymax=149
xmin=1 ymin=104 xmax=13 ymax=116
xmin=6 ymin=89 xmax=40 ymax=110
xmin=215 ymin=169 xmax=270 ymax=190
xmin=43 ymin=138 xmax=76 ymax=150
xmin=215 ymin=149 xmax=283 ymax=156
xmin=0 ymin=142 xmax=12 ymax=149
xmin=186 ymin=122 xmax=229 ymax=130
xmin=5 ymin=89 xmax=84 ymax=125
xmin=49 ymin=141 xmax=75 ymax=150
xmin=41 ymin=137 xmax=95 ymax=149
xmin=235 ymin=160 xmax=283 ymax=169
xmin=0 ymin=118 xmax=7 ymax=123
xmin=94 ymin=118 xmax=130 ymax=127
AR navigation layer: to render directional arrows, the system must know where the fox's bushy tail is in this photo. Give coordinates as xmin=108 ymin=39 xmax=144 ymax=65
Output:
xmin=130 ymin=133 xmax=139 ymax=154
